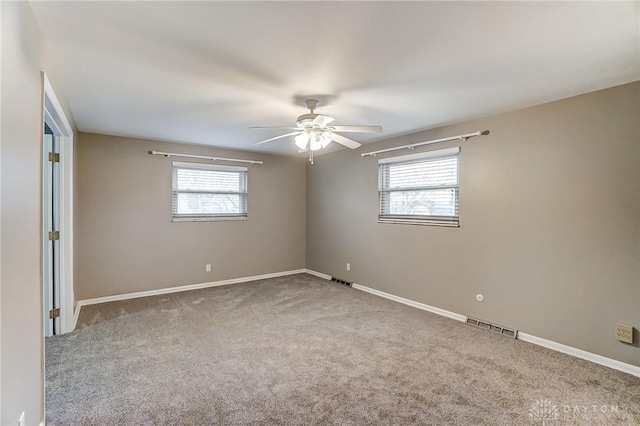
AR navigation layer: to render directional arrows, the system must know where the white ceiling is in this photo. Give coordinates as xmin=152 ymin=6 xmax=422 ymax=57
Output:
xmin=30 ymin=1 xmax=639 ymax=156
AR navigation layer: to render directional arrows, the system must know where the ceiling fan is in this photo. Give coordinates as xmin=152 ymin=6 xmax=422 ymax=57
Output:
xmin=250 ymin=99 xmax=382 ymax=161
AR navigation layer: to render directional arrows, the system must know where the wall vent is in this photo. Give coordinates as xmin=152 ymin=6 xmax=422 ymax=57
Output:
xmin=466 ymin=317 xmax=518 ymax=339
xmin=331 ymin=277 xmax=352 ymax=287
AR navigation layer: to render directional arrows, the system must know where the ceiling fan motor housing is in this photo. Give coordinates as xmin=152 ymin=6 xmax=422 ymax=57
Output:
xmin=297 ymin=113 xmax=325 ymax=128
xmin=296 ymin=99 xmax=326 ymax=128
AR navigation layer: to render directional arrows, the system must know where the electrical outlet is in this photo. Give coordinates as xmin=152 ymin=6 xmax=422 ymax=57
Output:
xmin=205 ymin=264 xmax=211 ymax=272
xmin=346 ymin=263 xmax=351 ymax=271
xmin=615 ymin=323 xmax=633 ymax=344
xmin=18 ymin=412 xmax=25 ymax=426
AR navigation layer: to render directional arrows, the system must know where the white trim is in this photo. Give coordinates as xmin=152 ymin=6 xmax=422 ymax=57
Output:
xmin=72 ymin=269 xmax=307 ymax=329
xmin=0 ymin=16 xmax=3 ymax=422
xmin=43 ymin=76 xmax=72 ymax=135
xmin=377 ymin=146 xmax=460 ymax=164
xmin=351 ymin=282 xmax=467 ymax=322
xmin=43 ymin=73 xmax=75 ymax=335
xmin=58 ymin=132 xmax=74 ymax=334
xmin=42 ymin=134 xmax=54 ymax=338
xmin=73 ymin=303 xmax=81 ymax=331
xmin=305 ymin=268 xmax=465 ymax=323
xmin=517 ymin=332 xmax=640 ymax=378
xmin=306 ymin=270 xmax=640 ymax=378
xmin=377 ymin=218 xmax=459 ymax=227
xmin=172 ymin=216 xmax=248 ymax=223
xmin=302 ymin=269 xmax=332 ymax=280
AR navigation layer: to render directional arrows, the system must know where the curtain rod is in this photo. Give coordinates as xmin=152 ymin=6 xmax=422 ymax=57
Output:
xmin=360 ymin=130 xmax=490 ymax=158
xmin=149 ymin=151 xmax=263 ymax=165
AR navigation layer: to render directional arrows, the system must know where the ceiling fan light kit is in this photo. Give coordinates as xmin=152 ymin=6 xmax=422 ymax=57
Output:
xmin=251 ymin=98 xmax=383 ymax=163
xmin=294 ymin=130 xmax=332 ymax=151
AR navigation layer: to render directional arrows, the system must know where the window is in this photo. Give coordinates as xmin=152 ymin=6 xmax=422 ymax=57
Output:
xmin=172 ymin=162 xmax=247 ymax=222
xmin=378 ymin=147 xmax=459 ymax=227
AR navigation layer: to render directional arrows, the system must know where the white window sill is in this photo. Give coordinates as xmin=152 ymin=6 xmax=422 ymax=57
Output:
xmin=172 ymin=216 xmax=248 ymax=223
xmin=377 ymin=217 xmax=459 ymax=227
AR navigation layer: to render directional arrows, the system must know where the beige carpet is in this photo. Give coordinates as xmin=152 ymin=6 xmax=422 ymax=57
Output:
xmin=46 ymin=274 xmax=640 ymax=425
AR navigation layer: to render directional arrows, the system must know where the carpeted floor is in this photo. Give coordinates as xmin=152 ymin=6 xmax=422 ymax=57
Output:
xmin=46 ymin=274 xmax=640 ymax=425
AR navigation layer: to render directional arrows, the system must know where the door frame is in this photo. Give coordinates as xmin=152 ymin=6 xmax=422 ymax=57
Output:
xmin=42 ymin=73 xmax=74 ymax=334
xmin=42 ymin=133 xmax=56 ymax=337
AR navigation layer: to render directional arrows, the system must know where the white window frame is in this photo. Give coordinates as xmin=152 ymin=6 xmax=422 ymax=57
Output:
xmin=378 ymin=147 xmax=460 ymax=227
xmin=172 ymin=161 xmax=248 ymax=222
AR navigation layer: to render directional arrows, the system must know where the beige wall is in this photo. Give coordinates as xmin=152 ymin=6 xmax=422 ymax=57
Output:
xmin=1 ymin=2 xmax=75 ymax=424
xmin=307 ymin=82 xmax=640 ymax=366
xmin=76 ymin=133 xmax=306 ymax=300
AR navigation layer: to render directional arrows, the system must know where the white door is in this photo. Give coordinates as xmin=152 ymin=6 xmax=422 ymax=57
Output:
xmin=43 ymin=131 xmax=61 ymax=336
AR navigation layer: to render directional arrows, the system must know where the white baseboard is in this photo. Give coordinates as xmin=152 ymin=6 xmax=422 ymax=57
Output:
xmin=73 ymin=303 xmax=81 ymax=330
xmin=73 ymin=269 xmax=307 ymax=329
xmin=305 ymin=269 xmax=640 ymax=378
xmin=303 ymin=268 xmax=332 ymax=280
xmin=351 ymin=283 xmax=467 ymax=323
xmin=517 ymin=332 xmax=640 ymax=377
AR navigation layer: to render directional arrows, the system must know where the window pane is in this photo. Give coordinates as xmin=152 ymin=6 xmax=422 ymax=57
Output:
xmin=383 ymin=188 xmax=458 ymax=217
xmin=388 ymin=157 xmax=457 ymax=189
xmin=174 ymin=193 xmax=246 ymax=216
xmin=378 ymin=149 xmax=459 ymax=226
xmin=175 ymin=168 xmax=242 ymax=192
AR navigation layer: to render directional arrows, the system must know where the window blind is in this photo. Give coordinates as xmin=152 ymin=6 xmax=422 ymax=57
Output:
xmin=172 ymin=162 xmax=248 ymax=221
xmin=378 ymin=147 xmax=459 ymax=227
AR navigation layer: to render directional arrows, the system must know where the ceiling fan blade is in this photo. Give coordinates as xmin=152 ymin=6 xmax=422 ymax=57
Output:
xmin=312 ymin=115 xmax=335 ymax=127
xmin=331 ymin=125 xmax=382 ymax=133
xmin=252 ymin=131 xmax=301 ymax=146
xmin=330 ymin=133 xmax=361 ymax=149
xmin=250 ymin=126 xmax=301 ymax=131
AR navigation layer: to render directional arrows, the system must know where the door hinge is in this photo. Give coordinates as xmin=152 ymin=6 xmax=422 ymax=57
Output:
xmin=48 ymin=231 xmax=59 ymax=241
xmin=49 ymin=308 xmax=60 ymax=319
xmin=48 ymin=152 xmax=60 ymax=162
